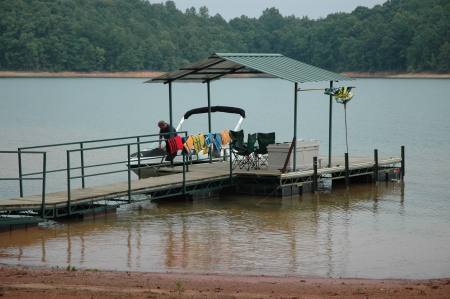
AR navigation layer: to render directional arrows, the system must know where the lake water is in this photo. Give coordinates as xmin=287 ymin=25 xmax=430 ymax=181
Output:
xmin=1 ymin=77 xmax=449 ymax=279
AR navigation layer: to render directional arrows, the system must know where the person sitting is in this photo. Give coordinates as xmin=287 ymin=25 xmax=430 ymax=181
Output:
xmin=157 ymin=120 xmax=177 ymax=150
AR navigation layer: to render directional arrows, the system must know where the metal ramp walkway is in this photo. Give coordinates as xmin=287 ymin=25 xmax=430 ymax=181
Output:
xmin=1 ymin=162 xmax=234 ymax=219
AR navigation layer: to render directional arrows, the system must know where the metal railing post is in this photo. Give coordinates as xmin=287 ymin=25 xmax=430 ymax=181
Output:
xmin=41 ymin=152 xmax=47 ymax=218
xmin=80 ymin=142 xmax=85 ymax=188
xmin=374 ymin=149 xmax=379 ymax=183
xmin=183 ymin=154 xmax=186 ymax=195
xmin=127 ymin=145 xmax=132 ymax=203
xmin=401 ymin=146 xmax=405 ymax=180
xmin=18 ymin=148 xmax=23 ymax=197
xmin=66 ymin=150 xmax=72 ymax=215
xmin=229 ymin=144 xmax=233 ymax=180
xmin=345 ymin=152 xmax=350 ymax=188
xmin=313 ymin=156 xmax=318 ymax=193
xmin=137 ymin=137 xmax=141 ymax=180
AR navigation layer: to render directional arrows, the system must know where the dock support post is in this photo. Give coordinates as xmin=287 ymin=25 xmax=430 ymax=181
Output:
xmin=345 ymin=152 xmax=349 ymax=188
xmin=207 ymin=81 xmax=212 ymax=133
xmin=374 ymin=149 xmax=379 ymax=184
xmin=401 ymin=146 xmax=405 ymax=180
xmin=207 ymin=81 xmax=212 ymax=163
xmin=313 ymin=156 xmax=318 ymax=193
xmin=328 ymin=80 xmax=333 ymax=167
xmin=293 ymin=82 xmax=298 ymax=172
xmin=168 ymin=82 xmax=174 ymax=139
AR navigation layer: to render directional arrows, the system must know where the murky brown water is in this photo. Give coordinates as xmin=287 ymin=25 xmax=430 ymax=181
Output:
xmin=1 ymin=78 xmax=450 ymax=279
xmin=2 ymin=182 xmax=448 ymax=279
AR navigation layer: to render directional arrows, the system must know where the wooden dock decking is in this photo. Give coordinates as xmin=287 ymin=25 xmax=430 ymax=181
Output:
xmin=0 ymin=156 xmax=402 ymax=211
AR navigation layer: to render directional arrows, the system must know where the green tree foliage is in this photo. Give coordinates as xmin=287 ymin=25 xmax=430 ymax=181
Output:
xmin=0 ymin=0 xmax=448 ymax=73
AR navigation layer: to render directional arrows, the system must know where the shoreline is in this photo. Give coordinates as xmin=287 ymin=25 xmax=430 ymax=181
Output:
xmin=0 ymin=70 xmax=449 ymax=79
xmin=0 ymin=264 xmax=449 ymax=298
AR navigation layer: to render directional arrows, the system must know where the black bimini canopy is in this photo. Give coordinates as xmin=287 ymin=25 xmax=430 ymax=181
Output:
xmin=184 ymin=106 xmax=245 ymax=120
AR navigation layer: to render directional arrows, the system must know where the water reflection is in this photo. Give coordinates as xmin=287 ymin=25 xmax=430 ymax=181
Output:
xmin=0 ymin=181 xmax=446 ymax=279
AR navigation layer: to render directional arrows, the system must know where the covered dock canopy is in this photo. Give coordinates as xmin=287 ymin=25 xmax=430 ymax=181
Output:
xmin=145 ymin=53 xmax=354 ymax=169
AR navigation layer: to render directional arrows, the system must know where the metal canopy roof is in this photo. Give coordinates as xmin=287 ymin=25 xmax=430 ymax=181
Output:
xmin=145 ymin=53 xmax=354 ymax=84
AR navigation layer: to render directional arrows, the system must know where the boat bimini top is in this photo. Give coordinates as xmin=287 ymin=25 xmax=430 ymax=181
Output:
xmin=176 ymin=106 xmax=246 ymax=132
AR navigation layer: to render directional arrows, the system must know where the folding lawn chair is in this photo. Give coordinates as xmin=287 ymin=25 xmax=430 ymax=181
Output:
xmin=254 ymin=132 xmax=275 ymax=169
xmin=231 ymin=133 xmax=257 ymax=171
xmin=229 ymin=129 xmax=244 ymax=169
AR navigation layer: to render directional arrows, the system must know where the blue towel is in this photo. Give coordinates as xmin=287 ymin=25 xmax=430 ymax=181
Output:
xmin=214 ymin=133 xmax=222 ymax=151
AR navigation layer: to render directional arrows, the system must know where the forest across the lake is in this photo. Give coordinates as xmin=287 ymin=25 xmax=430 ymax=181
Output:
xmin=0 ymin=0 xmax=448 ymax=74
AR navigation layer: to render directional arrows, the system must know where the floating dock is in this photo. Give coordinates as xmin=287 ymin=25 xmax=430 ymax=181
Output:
xmin=0 ymin=154 xmax=402 ymax=233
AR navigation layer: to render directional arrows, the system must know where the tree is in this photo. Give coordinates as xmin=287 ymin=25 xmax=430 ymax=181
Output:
xmin=0 ymin=0 xmax=447 ymax=73
xmin=437 ymin=42 xmax=449 ymax=73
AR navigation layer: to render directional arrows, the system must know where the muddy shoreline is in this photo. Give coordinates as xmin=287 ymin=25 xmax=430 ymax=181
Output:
xmin=0 ymin=264 xmax=449 ymax=298
xmin=0 ymin=71 xmax=449 ymax=79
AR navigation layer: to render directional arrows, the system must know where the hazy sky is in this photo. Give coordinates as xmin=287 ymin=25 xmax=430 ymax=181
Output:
xmin=171 ymin=0 xmax=386 ymax=20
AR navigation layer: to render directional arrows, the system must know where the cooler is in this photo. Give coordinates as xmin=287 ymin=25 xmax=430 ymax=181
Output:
xmin=267 ymin=141 xmax=319 ymax=172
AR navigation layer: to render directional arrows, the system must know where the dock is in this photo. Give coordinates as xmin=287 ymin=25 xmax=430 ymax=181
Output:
xmin=1 ymin=53 xmax=407 ymax=233
xmin=1 ymin=154 xmax=402 ymax=233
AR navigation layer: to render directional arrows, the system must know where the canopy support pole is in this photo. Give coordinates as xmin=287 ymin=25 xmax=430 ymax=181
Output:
xmin=169 ymin=82 xmax=174 ymax=139
xmin=293 ymin=82 xmax=298 ymax=172
xmin=207 ymin=81 xmax=212 ymax=133
xmin=328 ymin=80 xmax=333 ymax=167
xmin=207 ymin=81 xmax=212 ymax=163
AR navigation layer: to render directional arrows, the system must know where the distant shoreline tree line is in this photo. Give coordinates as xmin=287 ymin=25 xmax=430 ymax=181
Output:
xmin=0 ymin=0 xmax=448 ymax=73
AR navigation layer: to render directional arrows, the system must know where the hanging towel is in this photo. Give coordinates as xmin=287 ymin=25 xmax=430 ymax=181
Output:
xmin=199 ymin=134 xmax=205 ymax=148
xmin=214 ymin=133 xmax=222 ymax=151
xmin=203 ymin=133 xmax=213 ymax=154
xmin=183 ymin=136 xmax=194 ymax=155
xmin=192 ymin=134 xmax=203 ymax=154
xmin=203 ymin=145 xmax=209 ymax=155
xmin=324 ymin=87 xmax=354 ymax=104
xmin=220 ymin=130 xmax=231 ymax=146
xmin=204 ymin=133 xmax=213 ymax=147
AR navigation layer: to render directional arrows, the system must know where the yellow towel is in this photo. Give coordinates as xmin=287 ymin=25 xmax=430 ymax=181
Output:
xmin=192 ymin=134 xmax=203 ymax=154
xmin=183 ymin=136 xmax=194 ymax=153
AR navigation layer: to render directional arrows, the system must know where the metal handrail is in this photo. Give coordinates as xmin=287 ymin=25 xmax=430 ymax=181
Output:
xmin=64 ymin=136 xmax=187 ymax=212
xmin=4 ymin=131 xmax=233 ymax=218
xmin=17 ymin=132 xmax=188 ymax=197
xmin=0 ymin=150 xmax=47 ymax=217
xmin=18 ymin=134 xmax=166 ymax=151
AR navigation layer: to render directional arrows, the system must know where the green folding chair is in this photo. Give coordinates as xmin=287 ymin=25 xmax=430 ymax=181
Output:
xmin=254 ymin=132 xmax=275 ymax=169
xmin=229 ymin=130 xmax=244 ymax=169
xmin=229 ymin=130 xmax=244 ymax=147
xmin=231 ymin=133 xmax=257 ymax=171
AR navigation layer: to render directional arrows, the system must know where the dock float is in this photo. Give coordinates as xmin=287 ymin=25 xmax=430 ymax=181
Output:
xmin=1 ymin=155 xmax=402 ymax=233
